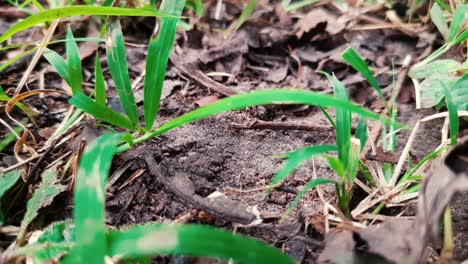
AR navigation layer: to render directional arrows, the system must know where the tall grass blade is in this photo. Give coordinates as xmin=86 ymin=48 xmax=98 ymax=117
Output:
xmin=0 ymin=6 xmax=168 ymax=43
xmin=66 ymin=26 xmax=83 ymax=94
xmin=106 ymin=18 xmax=139 ymax=126
xmin=282 ymin=0 xmax=320 ymax=11
xmin=0 ymin=170 xmax=21 ymax=225
xmin=430 ymin=3 xmax=448 ymax=40
xmin=447 ymin=5 xmax=468 ymax=42
xmin=341 ymin=47 xmax=385 ymax=101
xmin=144 ymin=0 xmax=185 ymax=130
xmin=225 ymin=0 xmax=256 ymax=35
xmin=17 ymin=165 xmax=66 ymax=243
xmin=44 ymin=49 xmax=70 ymax=85
xmin=270 ymin=145 xmax=337 ymax=186
xmin=64 ymin=133 xmax=122 ymax=264
xmin=94 ymin=54 xmax=106 ymax=106
xmin=69 ymin=93 xmax=135 ymax=130
xmin=281 ymin=178 xmax=334 ymax=223
xmin=356 ymin=117 xmax=367 ymax=150
xmin=107 ymin=223 xmax=295 ymax=264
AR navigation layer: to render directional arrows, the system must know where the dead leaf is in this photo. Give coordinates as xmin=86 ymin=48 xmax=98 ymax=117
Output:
xmin=296 ymin=8 xmax=345 ymax=38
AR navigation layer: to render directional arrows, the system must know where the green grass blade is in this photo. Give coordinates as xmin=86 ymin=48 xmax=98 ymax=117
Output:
xmin=322 ymin=72 xmax=351 ymax=166
xmin=64 ymin=133 xmax=122 ymax=264
xmin=94 ymin=54 xmax=106 ymax=106
xmin=270 ymin=145 xmax=337 ymax=186
xmin=44 ymin=48 xmax=71 ymax=85
xmin=341 ymin=47 xmax=385 ymax=101
xmin=151 ymin=89 xmax=394 ymax=138
xmin=447 ymin=5 xmax=467 ymax=42
xmin=0 ymin=170 xmax=21 ymax=225
xmin=0 ymin=6 xmax=168 ymax=43
xmin=443 ymin=82 xmax=459 ymax=145
xmin=430 ymin=3 xmax=448 ymax=40
xmin=434 ymin=0 xmax=451 ymax=12
xmin=398 ymin=147 xmax=446 ymax=184
xmin=106 ymin=18 xmax=139 ymax=127
xmin=107 ymin=223 xmax=295 ymax=264
xmin=0 ymin=47 xmax=37 ymax=73
xmin=454 ymin=28 xmax=468 ymax=45
xmin=69 ymin=93 xmax=136 ymax=130
xmin=17 ymin=165 xmax=66 ymax=243
xmin=282 ymin=0 xmax=320 ymax=11
xmin=356 ymin=117 xmax=367 ymax=151
xmin=144 ymin=0 xmax=185 ymax=130
xmin=0 ymin=125 xmax=22 ymax=153
xmin=225 ymin=0 xmax=256 ymax=35
xmin=281 ymin=178 xmax=334 ymax=223
xmin=66 ymin=26 xmax=83 ymax=94
xmin=326 ymin=155 xmax=345 ymax=181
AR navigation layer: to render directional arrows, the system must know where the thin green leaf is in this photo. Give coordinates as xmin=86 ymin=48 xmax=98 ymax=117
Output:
xmin=281 ymin=178 xmax=334 ymax=223
xmin=44 ymin=48 xmax=71 ymax=85
xmin=430 ymin=3 xmax=449 ymax=40
xmin=341 ymin=47 xmax=385 ymax=102
xmin=225 ymin=0 xmax=256 ymax=35
xmin=17 ymin=165 xmax=66 ymax=243
xmin=447 ymin=5 xmax=468 ymax=42
xmin=0 ymin=47 xmax=37 ymax=73
xmin=64 ymin=133 xmax=122 ymax=264
xmin=0 ymin=170 xmax=21 ymax=225
xmin=356 ymin=117 xmax=367 ymax=151
xmin=282 ymin=0 xmax=320 ymax=11
xmin=94 ymin=54 xmax=106 ymax=106
xmin=0 ymin=6 xmax=168 ymax=43
xmin=106 ymin=18 xmax=139 ymax=126
xmin=434 ymin=0 xmax=451 ymax=12
xmin=66 ymin=26 xmax=83 ymax=94
xmin=69 ymin=93 xmax=135 ymax=130
xmin=107 ymin=223 xmax=295 ymax=264
xmin=326 ymin=155 xmax=345 ymax=181
xmin=453 ymin=28 xmax=468 ymax=45
xmin=398 ymin=147 xmax=446 ymax=184
xmin=409 ymin=59 xmax=461 ymax=79
xmin=443 ymin=82 xmax=459 ymax=145
xmin=144 ymin=0 xmax=185 ymax=130
xmin=270 ymin=145 xmax=337 ymax=186
xmin=346 ymin=137 xmax=360 ymax=185
xmin=0 ymin=125 xmax=22 ymax=153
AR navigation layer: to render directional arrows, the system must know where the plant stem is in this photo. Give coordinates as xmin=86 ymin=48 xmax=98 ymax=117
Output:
xmin=442 ymin=206 xmax=454 ymax=260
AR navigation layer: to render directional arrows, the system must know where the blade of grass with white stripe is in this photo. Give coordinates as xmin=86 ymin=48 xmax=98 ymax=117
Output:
xmin=144 ymin=0 xmax=185 ymax=130
xmin=69 ymin=93 xmax=135 ymax=130
xmin=430 ymin=3 xmax=448 ymax=40
xmin=0 ymin=6 xmax=168 ymax=43
xmin=107 ymin=223 xmax=295 ymax=264
xmin=281 ymin=178 xmax=334 ymax=223
xmin=44 ymin=49 xmax=70 ymax=85
xmin=270 ymin=145 xmax=337 ymax=186
xmin=63 ymin=133 xmax=122 ymax=264
xmin=106 ymin=18 xmax=139 ymax=127
xmin=0 ymin=170 xmax=21 ymax=225
xmin=66 ymin=26 xmax=83 ymax=94
xmin=94 ymin=54 xmax=106 ymax=106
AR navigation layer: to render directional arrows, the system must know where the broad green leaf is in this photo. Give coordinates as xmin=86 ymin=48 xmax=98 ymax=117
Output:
xmin=94 ymin=54 xmax=106 ymax=106
xmin=281 ymin=178 xmax=334 ymax=222
xmin=107 ymin=223 xmax=295 ymax=264
xmin=0 ymin=170 xmax=21 ymax=225
xmin=17 ymin=165 xmax=66 ymax=243
xmin=419 ymin=75 xmax=458 ymax=108
xmin=447 ymin=5 xmax=468 ymax=42
xmin=341 ymin=47 xmax=384 ymax=100
xmin=323 ymin=72 xmax=351 ymax=166
xmin=0 ymin=6 xmax=168 ymax=43
xmin=69 ymin=93 xmax=135 ymax=130
xmin=106 ymin=18 xmax=139 ymax=127
xmin=430 ymin=3 xmax=448 ymax=40
xmin=44 ymin=48 xmax=71 ymax=85
xmin=144 ymin=0 xmax=185 ymax=130
xmin=409 ymin=59 xmax=461 ymax=79
xmin=443 ymin=82 xmax=459 ymax=145
xmin=66 ymin=26 xmax=83 ymax=94
xmin=64 ymin=133 xmax=122 ymax=264
xmin=270 ymin=145 xmax=337 ymax=186
xmin=450 ymin=74 xmax=468 ymax=110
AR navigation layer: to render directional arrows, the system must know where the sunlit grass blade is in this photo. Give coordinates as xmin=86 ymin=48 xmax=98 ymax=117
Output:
xmin=0 ymin=6 xmax=168 ymax=43
xmin=341 ymin=47 xmax=385 ymax=101
xmin=94 ymin=54 xmax=106 ymax=106
xmin=443 ymin=82 xmax=459 ymax=145
xmin=106 ymin=18 xmax=139 ymax=127
xmin=326 ymin=155 xmax=345 ymax=181
xmin=447 ymin=4 xmax=468 ymax=42
xmin=66 ymin=26 xmax=83 ymax=94
xmin=322 ymin=72 xmax=351 ymax=165
xmin=69 ymin=93 xmax=135 ymax=130
xmin=107 ymin=223 xmax=295 ymax=264
xmin=17 ymin=165 xmax=66 ymax=244
xmin=270 ymin=145 xmax=337 ymax=186
xmin=63 ymin=133 xmax=122 ymax=264
xmin=430 ymin=3 xmax=448 ymax=40
xmin=144 ymin=0 xmax=185 ymax=130
xmin=0 ymin=169 xmax=21 ymax=225
xmin=281 ymin=178 xmax=334 ymax=223
xmin=43 ymin=49 xmax=71 ymax=85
